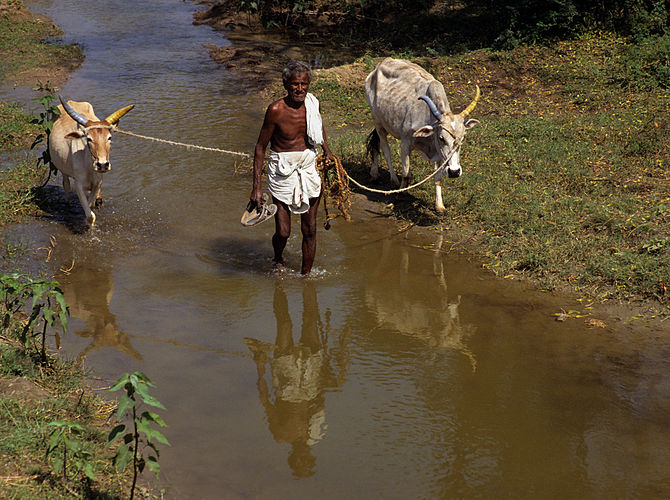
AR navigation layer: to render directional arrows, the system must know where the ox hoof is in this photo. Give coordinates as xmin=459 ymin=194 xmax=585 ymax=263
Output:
xmin=86 ymin=213 xmax=96 ymax=226
xmin=435 ymin=206 xmax=446 ymax=214
xmin=94 ymin=196 xmax=103 ymax=208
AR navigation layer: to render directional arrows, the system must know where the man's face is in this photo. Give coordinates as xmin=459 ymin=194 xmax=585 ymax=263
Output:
xmin=285 ymin=72 xmax=310 ymax=103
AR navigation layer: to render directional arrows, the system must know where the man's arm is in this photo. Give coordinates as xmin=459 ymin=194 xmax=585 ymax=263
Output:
xmin=321 ymin=123 xmax=334 ymax=160
xmin=250 ymin=105 xmax=276 ymax=208
xmin=318 ymin=101 xmax=334 ymax=163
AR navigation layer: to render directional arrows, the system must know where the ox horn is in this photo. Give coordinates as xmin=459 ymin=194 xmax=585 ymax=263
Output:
xmin=59 ymin=96 xmax=89 ymax=127
xmin=418 ymin=95 xmax=443 ymax=121
xmin=104 ymin=104 xmax=135 ymax=125
xmin=459 ymin=85 xmax=481 ymax=119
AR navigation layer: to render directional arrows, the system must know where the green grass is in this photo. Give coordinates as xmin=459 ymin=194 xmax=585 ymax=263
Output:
xmin=0 ymin=101 xmax=40 ymax=151
xmin=0 ymin=157 xmax=45 ymax=226
xmin=320 ymin=34 xmax=669 ymax=308
xmin=0 ymin=311 xmax=133 ymax=498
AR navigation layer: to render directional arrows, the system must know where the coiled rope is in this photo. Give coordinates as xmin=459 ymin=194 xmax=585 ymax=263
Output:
xmin=316 ymin=154 xmax=351 ymax=229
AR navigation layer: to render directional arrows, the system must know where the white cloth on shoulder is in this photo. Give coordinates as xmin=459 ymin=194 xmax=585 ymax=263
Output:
xmin=305 ymin=93 xmax=323 ymax=146
xmin=267 ymin=148 xmax=321 ymax=214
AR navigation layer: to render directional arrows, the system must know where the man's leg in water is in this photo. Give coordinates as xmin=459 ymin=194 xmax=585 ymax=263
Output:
xmin=300 ymin=196 xmax=321 ymax=275
xmin=272 ymin=198 xmax=291 ymax=266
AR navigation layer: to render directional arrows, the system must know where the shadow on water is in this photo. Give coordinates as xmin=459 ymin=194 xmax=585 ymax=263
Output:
xmin=244 ymin=280 xmax=350 ymax=478
xmin=32 ymin=184 xmax=92 ymax=234
xmin=201 ymin=235 xmax=276 ymax=276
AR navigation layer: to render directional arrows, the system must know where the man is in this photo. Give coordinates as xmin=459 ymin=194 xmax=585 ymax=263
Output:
xmin=250 ymin=60 xmax=334 ymax=275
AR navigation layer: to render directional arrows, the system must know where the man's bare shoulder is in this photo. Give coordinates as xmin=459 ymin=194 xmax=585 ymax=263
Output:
xmin=266 ymin=98 xmax=287 ymax=116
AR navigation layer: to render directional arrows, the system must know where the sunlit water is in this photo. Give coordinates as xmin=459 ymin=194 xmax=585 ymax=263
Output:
xmin=2 ymin=1 xmax=670 ymax=497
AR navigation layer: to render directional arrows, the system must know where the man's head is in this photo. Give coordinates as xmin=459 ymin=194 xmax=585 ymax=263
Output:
xmin=282 ymin=61 xmax=312 ymax=104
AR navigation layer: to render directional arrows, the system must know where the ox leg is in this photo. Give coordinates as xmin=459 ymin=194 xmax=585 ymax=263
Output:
xmin=379 ymin=132 xmax=399 ymax=186
xmin=433 ymin=162 xmax=446 ymax=213
xmin=89 ymin=180 xmax=103 ymax=209
xmin=370 ymin=130 xmax=380 ymax=180
xmin=62 ymin=175 xmax=71 ymax=203
xmin=95 ymin=188 xmax=103 ymax=208
xmin=74 ymin=182 xmax=96 ymax=226
xmin=399 ymin=140 xmax=412 ymax=189
xmin=434 ymin=178 xmax=446 ymax=213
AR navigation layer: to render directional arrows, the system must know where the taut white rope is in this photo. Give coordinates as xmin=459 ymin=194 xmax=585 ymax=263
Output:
xmin=112 ymin=126 xmax=252 ymax=158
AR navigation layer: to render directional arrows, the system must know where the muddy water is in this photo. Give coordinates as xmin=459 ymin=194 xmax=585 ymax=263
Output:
xmin=3 ymin=0 xmax=670 ymax=497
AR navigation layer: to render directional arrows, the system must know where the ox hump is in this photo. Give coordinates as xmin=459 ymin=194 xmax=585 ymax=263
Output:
xmin=376 ymin=58 xmax=435 ymax=84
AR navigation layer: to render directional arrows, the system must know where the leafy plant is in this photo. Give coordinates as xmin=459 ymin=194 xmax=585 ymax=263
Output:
xmin=45 ymin=420 xmax=95 ymax=483
xmin=107 ymin=372 xmax=169 ymax=500
xmin=30 ymin=87 xmax=61 ymax=176
xmin=0 ymin=273 xmax=68 ymax=362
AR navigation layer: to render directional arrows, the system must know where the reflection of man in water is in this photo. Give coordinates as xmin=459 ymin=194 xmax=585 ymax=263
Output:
xmin=245 ymin=281 xmax=332 ymax=478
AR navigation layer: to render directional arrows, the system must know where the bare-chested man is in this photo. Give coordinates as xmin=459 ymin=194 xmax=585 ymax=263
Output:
xmin=250 ymin=61 xmax=334 ymax=274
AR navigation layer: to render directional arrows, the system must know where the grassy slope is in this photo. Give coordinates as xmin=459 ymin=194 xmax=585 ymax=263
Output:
xmin=312 ymin=35 xmax=669 ymax=309
xmin=0 ymin=343 xmax=131 ymax=499
xmin=0 ymin=0 xmax=82 ymax=83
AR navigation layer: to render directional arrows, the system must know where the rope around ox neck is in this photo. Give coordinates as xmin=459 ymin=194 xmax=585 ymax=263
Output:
xmin=345 ymin=137 xmax=463 ymax=195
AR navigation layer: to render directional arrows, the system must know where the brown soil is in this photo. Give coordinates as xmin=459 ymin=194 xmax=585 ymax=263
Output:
xmin=0 ymin=374 xmax=50 ymax=401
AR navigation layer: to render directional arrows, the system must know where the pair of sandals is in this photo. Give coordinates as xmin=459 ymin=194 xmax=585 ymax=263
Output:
xmin=240 ymin=193 xmax=277 ymax=227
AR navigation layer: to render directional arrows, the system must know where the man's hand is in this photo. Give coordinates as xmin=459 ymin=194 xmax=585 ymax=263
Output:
xmin=322 ymin=146 xmax=335 ymax=170
xmin=250 ymin=188 xmax=264 ymax=212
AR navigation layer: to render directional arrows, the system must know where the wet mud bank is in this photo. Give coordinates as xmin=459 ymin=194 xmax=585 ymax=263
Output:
xmin=193 ymin=0 xmax=348 ymax=90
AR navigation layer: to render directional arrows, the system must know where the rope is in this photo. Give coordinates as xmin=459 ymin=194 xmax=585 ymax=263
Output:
xmin=346 ymin=137 xmax=463 ymax=195
xmin=317 ymin=154 xmax=351 ymax=229
xmin=110 ymin=125 xmax=461 ymax=196
xmin=112 ymin=126 xmax=252 ymax=158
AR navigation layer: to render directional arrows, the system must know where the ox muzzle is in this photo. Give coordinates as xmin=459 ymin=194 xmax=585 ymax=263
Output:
xmin=447 ymin=167 xmax=461 ymax=178
xmin=94 ymin=161 xmax=111 ymax=173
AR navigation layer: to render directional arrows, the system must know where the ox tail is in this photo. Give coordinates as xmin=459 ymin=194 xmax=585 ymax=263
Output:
xmin=366 ymin=129 xmax=380 ymax=161
xmin=36 ymin=132 xmax=58 ymax=188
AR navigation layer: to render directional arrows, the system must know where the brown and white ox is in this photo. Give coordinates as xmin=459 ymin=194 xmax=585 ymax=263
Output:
xmin=365 ymin=58 xmax=480 ymax=212
xmin=49 ymin=97 xmax=134 ymax=225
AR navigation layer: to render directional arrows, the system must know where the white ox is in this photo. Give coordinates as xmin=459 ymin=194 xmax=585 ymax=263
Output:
xmin=365 ymin=58 xmax=480 ymax=212
xmin=49 ymin=97 xmax=134 ymax=225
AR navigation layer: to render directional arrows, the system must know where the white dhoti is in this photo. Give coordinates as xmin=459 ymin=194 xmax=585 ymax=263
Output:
xmin=267 ymin=148 xmax=321 ymax=214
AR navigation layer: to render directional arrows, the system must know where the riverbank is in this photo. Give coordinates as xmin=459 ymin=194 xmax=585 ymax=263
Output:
xmin=0 ymin=3 xmax=145 ymax=498
xmin=0 ymin=0 xmax=84 ymax=227
xmin=195 ymin=3 xmax=669 ymax=317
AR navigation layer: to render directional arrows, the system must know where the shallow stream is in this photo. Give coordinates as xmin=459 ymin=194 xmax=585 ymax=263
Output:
xmin=2 ymin=1 xmax=670 ymax=497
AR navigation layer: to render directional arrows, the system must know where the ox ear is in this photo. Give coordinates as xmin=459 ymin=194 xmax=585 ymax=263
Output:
xmin=464 ymin=118 xmax=480 ymax=130
xmin=64 ymin=130 xmax=86 ymax=140
xmin=413 ymin=125 xmax=434 ymax=138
